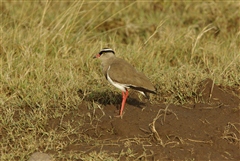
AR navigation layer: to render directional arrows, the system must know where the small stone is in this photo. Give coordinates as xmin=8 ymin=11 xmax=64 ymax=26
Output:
xmin=28 ymin=152 xmax=52 ymax=161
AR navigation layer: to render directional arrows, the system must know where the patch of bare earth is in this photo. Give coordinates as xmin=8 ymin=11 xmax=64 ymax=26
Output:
xmin=47 ymin=79 xmax=240 ymax=160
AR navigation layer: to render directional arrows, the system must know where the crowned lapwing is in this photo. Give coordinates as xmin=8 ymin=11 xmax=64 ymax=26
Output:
xmin=94 ymin=48 xmax=156 ymax=117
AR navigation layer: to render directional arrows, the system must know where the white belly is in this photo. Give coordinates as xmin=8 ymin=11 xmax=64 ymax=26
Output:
xmin=106 ymin=66 xmax=129 ymax=92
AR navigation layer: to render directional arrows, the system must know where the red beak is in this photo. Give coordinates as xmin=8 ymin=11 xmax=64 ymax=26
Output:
xmin=93 ymin=53 xmax=100 ymax=59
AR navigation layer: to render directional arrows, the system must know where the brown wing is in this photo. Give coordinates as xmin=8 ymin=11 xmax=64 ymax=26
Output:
xmin=107 ymin=58 xmax=156 ymax=93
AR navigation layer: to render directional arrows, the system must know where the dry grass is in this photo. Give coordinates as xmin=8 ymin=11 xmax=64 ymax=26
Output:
xmin=0 ymin=1 xmax=239 ymax=160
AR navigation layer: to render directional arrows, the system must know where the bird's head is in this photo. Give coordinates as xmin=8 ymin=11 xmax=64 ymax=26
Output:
xmin=94 ymin=48 xmax=115 ymax=59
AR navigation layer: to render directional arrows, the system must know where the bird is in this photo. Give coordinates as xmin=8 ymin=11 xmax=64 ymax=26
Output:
xmin=94 ymin=48 xmax=156 ymax=117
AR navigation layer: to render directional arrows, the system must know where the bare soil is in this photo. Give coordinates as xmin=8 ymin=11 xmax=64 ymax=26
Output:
xmin=48 ymin=79 xmax=240 ymax=160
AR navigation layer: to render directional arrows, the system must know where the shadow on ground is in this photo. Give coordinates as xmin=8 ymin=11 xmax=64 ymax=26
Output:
xmin=78 ymin=88 xmax=146 ymax=110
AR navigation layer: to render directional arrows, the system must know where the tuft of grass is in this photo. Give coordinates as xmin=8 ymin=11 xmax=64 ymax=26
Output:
xmin=0 ymin=1 xmax=239 ymax=160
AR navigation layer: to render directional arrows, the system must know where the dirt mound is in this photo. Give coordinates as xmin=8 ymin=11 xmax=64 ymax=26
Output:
xmin=196 ymin=78 xmax=239 ymax=107
xmin=48 ymin=79 xmax=240 ymax=160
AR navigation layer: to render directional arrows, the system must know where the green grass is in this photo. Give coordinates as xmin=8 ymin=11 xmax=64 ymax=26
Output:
xmin=0 ymin=1 xmax=239 ymax=160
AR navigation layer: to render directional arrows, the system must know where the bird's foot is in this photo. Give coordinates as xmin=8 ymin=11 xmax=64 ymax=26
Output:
xmin=114 ymin=114 xmax=123 ymax=119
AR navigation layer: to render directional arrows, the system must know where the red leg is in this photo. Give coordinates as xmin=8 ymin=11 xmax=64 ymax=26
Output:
xmin=119 ymin=90 xmax=129 ymax=116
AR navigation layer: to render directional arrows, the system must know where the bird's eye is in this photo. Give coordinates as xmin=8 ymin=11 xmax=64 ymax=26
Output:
xmin=99 ymin=51 xmax=104 ymax=55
